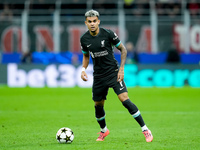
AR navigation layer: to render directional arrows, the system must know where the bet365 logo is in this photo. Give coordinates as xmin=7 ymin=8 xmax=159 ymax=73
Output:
xmin=7 ymin=64 xmax=93 ymax=87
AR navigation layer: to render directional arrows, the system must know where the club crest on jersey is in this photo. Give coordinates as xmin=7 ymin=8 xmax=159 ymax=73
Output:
xmin=101 ymin=40 xmax=105 ymax=47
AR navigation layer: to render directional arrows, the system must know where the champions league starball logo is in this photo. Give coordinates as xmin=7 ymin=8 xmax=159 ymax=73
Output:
xmin=113 ymin=32 xmax=118 ymax=40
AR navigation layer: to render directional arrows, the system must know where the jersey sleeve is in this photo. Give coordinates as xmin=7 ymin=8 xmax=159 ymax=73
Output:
xmin=108 ymin=30 xmax=121 ymax=48
xmin=80 ymin=38 xmax=89 ymax=54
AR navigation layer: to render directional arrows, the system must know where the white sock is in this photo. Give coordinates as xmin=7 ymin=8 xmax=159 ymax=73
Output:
xmin=141 ymin=125 xmax=148 ymax=132
xmin=101 ymin=126 xmax=107 ymax=133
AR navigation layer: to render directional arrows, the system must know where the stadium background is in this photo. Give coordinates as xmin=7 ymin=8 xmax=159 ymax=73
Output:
xmin=0 ymin=0 xmax=200 ymax=87
xmin=0 ymin=1 xmax=200 ymax=150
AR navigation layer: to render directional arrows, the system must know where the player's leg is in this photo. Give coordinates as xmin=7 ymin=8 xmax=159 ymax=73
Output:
xmin=118 ymin=92 xmax=153 ymax=142
xmin=112 ymin=79 xmax=153 ymax=142
xmin=118 ymin=92 xmax=146 ymax=128
xmin=117 ymin=92 xmax=146 ymax=129
xmin=94 ymin=99 xmax=110 ymax=141
xmin=92 ymin=79 xmax=110 ymax=141
xmin=94 ymin=100 xmax=107 ymax=133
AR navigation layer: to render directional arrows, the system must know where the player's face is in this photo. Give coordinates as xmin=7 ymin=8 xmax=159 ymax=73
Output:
xmin=85 ymin=17 xmax=100 ymax=34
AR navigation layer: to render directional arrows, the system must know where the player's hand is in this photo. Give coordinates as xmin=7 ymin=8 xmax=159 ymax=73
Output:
xmin=81 ymin=71 xmax=88 ymax=81
xmin=117 ymin=67 xmax=124 ymax=82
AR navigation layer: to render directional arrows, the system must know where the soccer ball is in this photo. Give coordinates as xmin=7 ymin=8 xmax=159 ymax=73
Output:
xmin=56 ymin=127 xmax=74 ymax=144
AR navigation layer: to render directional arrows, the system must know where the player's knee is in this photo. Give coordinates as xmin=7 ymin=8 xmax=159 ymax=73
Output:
xmin=118 ymin=92 xmax=129 ymax=102
xmin=122 ymin=99 xmax=139 ymax=115
xmin=94 ymin=99 xmax=105 ymax=106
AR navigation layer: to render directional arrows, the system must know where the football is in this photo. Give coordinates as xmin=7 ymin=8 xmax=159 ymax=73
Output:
xmin=56 ymin=127 xmax=74 ymax=144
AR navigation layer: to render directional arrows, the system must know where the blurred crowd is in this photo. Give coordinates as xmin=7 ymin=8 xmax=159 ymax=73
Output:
xmin=0 ymin=0 xmax=199 ymax=20
xmin=124 ymin=0 xmax=200 ymax=17
xmin=0 ymin=0 xmax=198 ymax=64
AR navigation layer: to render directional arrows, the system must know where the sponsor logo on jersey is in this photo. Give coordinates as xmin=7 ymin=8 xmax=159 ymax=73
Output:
xmin=94 ymin=50 xmax=108 ymax=57
xmin=90 ymin=50 xmax=109 ymax=58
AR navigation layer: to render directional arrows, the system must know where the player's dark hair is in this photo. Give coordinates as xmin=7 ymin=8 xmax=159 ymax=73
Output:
xmin=85 ymin=9 xmax=100 ymax=19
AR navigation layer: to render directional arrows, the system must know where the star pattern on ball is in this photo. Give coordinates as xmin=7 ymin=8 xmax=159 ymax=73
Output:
xmin=61 ymin=128 xmax=67 ymax=133
xmin=65 ymin=136 xmax=70 ymax=141
xmin=57 ymin=135 xmax=61 ymax=141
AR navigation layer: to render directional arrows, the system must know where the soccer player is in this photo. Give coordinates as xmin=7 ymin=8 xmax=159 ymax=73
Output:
xmin=80 ymin=9 xmax=153 ymax=142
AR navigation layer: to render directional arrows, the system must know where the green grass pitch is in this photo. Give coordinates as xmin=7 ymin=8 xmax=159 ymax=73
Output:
xmin=0 ymin=86 xmax=200 ymax=150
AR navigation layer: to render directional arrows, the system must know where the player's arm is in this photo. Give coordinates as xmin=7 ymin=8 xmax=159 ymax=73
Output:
xmin=81 ymin=53 xmax=90 ymax=81
xmin=116 ymin=42 xmax=127 ymax=82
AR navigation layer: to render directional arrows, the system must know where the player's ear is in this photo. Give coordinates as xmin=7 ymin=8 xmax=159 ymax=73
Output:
xmin=98 ymin=19 xmax=100 ymax=25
